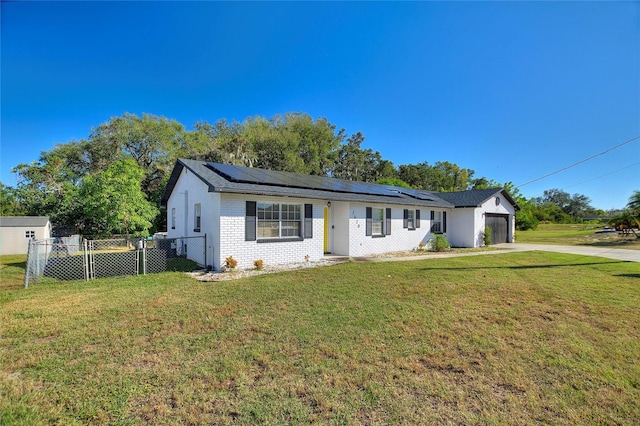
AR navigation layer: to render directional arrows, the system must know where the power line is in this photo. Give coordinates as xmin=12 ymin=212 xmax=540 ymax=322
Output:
xmin=562 ymin=161 xmax=640 ymax=190
xmin=517 ymin=135 xmax=640 ymax=188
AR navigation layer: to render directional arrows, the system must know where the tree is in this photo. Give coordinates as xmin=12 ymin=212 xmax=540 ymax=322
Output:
xmin=537 ymin=188 xmax=596 ymax=221
xmin=609 ymin=210 xmax=639 ymax=238
xmin=397 ymin=161 xmax=475 ymax=192
xmin=376 ymin=177 xmax=411 ymax=188
xmin=0 ymin=183 xmax=24 ymax=215
xmin=87 ymin=113 xmax=186 ymax=204
xmin=246 ymin=115 xmax=304 ymax=172
xmin=277 ymin=113 xmax=343 ymax=176
xmin=12 ymin=154 xmax=82 ymax=229
xmin=331 ymin=132 xmax=394 ymax=182
xmin=627 ymin=190 xmax=640 ymax=214
xmin=79 ymin=159 xmax=158 ymax=237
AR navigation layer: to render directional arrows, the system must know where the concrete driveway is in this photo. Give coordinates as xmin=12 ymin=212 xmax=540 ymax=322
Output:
xmin=493 ymin=243 xmax=640 ymax=263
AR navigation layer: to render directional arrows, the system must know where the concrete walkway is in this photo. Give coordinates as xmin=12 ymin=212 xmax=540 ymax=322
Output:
xmin=349 ymin=243 xmax=640 ymax=263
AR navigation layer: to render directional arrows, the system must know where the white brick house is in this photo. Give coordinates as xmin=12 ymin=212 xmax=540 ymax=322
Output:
xmin=161 ymin=160 xmax=519 ymax=270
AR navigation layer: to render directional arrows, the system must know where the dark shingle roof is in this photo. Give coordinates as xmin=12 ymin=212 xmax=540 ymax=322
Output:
xmin=0 ymin=216 xmax=50 ymax=227
xmin=161 ymin=159 xmax=453 ymax=208
xmin=161 ymin=159 xmax=520 ymax=211
xmin=434 ymin=188 xmax=520 ymax=210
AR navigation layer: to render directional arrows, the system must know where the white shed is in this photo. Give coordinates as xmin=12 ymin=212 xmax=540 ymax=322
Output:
xmin=0 ymin=216 xmax=52 ymax=255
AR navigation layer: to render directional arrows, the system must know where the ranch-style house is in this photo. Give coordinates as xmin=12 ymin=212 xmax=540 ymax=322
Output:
xmin=161 ymin=159 xmax=519 ymax=270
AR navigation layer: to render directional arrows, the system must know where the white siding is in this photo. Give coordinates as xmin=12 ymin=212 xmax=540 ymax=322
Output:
xmin=448 ymin=194 xmax=517 ymax=248
xmin=166 ymin=167 xmax=219 ymax=267
xmin=0 ymin=223 xmax=51 ymax=255
xmin=447 ymin=209 xmax=477 ymax=248
xmin=479 ymin=195 xmax=516 ymax=243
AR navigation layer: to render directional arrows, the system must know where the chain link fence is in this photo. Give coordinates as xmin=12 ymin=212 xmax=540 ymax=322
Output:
xmin=24 ymin=236 xmax=206 ymax=287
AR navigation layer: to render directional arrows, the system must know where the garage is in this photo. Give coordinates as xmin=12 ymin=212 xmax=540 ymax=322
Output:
xmin=485 ymin=213 xmax=509 ymax=244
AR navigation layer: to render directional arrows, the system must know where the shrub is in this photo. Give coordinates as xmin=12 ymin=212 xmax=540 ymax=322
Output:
xmin=253 ymin=259 xmax=264 ymax=270
xmin=483 ymin=226 xmax=492 ymax=246
xmin=430 ymin=234 xmax=451 ymax=252
xmin=224 ymin=256 xmax=238 ymax=271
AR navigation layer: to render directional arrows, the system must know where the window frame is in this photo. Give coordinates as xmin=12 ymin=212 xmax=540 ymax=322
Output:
xmin=171 ymin=208 xmax=176 ymax=230
xmin=256 ymin=202 xmax=303 ymax=241
xmin=371 ymin=207 xmax=385 ymax=237
xmin=194 ymin=203 xmax=201 ymax=232
xmin=25 ymin=230 xmax=35 ymax=239
xmin=431 ymin=210 xmax=443 ymax=234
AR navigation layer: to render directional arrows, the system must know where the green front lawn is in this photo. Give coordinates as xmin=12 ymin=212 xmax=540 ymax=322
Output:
xmin=517 ymin=223 xmax=640 ymax=249
xmin=1 ymin=252 xmax=639 ymax=424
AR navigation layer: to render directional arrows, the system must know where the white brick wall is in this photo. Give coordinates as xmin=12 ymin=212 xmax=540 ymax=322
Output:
xmin=219 ymin=194 xmax=325 ymax=270
xmin=345 ymin=203 xmax=449 ymax=257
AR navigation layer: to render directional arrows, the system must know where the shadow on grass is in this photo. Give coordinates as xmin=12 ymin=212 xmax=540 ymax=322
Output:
xmin=614 ymin=273 xmax=640 ymax=278
xmin=419 ymin=260 xmax=629 ymax=271
xmin=1 ymin=261 xmax=27 ymax=269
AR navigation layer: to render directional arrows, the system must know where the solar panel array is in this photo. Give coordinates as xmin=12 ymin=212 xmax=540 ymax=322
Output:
xmin=384 ymin=186 xmax=438 ymax=201
xmin=209 ymin=163 xmax=403 ymax=198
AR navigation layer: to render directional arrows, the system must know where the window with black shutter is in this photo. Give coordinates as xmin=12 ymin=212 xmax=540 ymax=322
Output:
xmin=304 ymin=204 xmax=313 ymax=239
xmin=245 ymin=201 xmax=256 ymax=241
xmin=385 ymin=208 xmax=391 ymax=235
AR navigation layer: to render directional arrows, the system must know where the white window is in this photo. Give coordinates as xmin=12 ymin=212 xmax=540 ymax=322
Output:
xmin=257 ymin=203 xmax=301 ymax=239
xmin=372 ymin=207 xmax=384 ymax=236
xmin=25 ymin=230 xmax=35 ymax=239
xmin=431 ymin=211 xmax=442 ymax=233
xmin=194 ymin=203 xmax=201 ymax=232
xmin=171 ymin=208 xmax=176 ymax=229
xmin=407 ymin=210 xmax=415 ymax=229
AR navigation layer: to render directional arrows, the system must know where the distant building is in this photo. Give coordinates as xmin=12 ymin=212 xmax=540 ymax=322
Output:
xmin=0 ymin=216 xmax=52 ymax=255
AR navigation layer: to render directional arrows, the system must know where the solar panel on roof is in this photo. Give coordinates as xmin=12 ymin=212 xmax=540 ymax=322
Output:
xmin=383 ymin=186 xmax=438 ymax=201
xmin=207 ymin=162 xmax=402 ymax=198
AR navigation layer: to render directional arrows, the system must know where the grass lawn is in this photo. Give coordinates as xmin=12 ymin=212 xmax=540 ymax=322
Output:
xmin=516 ymin=223 xmax=640 ymax=250
xmin=1 ymin=252 xmax=639 ymax=425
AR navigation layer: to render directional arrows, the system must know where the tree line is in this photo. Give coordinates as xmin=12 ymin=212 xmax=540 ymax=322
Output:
xmin=1 ymin=112 xmax=625 ymax=237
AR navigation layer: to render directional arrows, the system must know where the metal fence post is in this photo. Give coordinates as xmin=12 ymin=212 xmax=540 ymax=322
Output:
xmin=24 ymin=239 xmax=32 ymax=289
xmin=203 ymin=234 xmax=207 ymax=269
xmin=83 ymin=239 xmax=89 ymax=281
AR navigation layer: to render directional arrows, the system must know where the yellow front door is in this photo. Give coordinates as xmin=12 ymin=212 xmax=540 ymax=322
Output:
xmin=323 ymin=206 xmax=329 ymax=253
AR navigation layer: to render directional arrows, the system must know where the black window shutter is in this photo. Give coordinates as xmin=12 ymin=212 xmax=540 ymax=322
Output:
xmin=443 ymin=211 xmax=447 ymax=233
xmin=430 ymin=210 xmax=435 ymax=220
xmin=403 ymin=209 xmax=408 ymax=228
xmin=385 ymin=208 xmax=392 ymax=235
xmin=304 ymin=204 xmax=313 ymax=239
xmin=416 ymin=209 xmax=421 ymax=228
xmin=365 ymin=207 xmax=372 ymax=236
xmin=245 ymin=201 xmax=256 ymax=241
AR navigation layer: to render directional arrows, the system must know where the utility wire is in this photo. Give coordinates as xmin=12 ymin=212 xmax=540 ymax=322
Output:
xmin=562 ymin=161 xmax=640 ymax=190
xmin=517 ymin=135 xmax=640 ymax=188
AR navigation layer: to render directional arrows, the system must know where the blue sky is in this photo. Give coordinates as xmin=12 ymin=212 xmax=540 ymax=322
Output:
xmin=1 ymin=1 xmax=638 ymax=210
